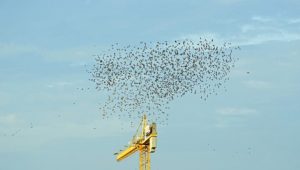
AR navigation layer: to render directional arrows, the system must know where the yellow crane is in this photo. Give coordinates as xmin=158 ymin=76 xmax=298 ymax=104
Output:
xmin=115 ymin=115 xmax=157 ymax=170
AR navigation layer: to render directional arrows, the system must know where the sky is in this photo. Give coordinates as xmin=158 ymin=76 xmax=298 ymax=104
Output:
xmin=0 ymin=0 xmax=300 ymax=170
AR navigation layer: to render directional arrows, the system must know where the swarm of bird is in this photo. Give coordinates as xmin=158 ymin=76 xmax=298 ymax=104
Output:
xmin=88 ymin=38 xmax=239 ymax=124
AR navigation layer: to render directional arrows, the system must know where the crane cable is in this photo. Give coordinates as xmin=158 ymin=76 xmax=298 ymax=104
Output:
xmin=132 ymin=117 xmax=143 ymax=145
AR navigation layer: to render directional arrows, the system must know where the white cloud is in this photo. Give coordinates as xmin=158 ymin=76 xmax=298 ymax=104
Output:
xmin=69 ymin=61 xmax=87 ymax=67
xmin=179 ymin=16 xmax=300 ymax=46
xmin=0 ymin=43 xmax=38 ymax=57
xmin=238 ymin=16 xmax=300 ymax=45
xmin=0 ymin=117 xmax=134 ymax=151
xmin=240 ymin=24 xmax=281 ymax=33
xmin=33 ymin=119 xmax=132 ymax=139
xmin=241 ymin=31 xmax=300 ymax=45
xmin=214 ymin=107 xmax=258 ymax=128
xmin=0 ymin=43 xmax=103 ymax=62
xmin=42 ymin=46 xmax=98 ymax=61
xmin=287 ymin=18 xmax=300 ymax=24
xmin=251 ymin=16 xmax=273 ymax=23
xmin=45 ymin=81 xmax=74 ymax=88
xmin=216 ymin=107 xmax=258 ymax=116
xmin=243 ymin=80 xmax=272 ymax=89
xmin=179 ymin=30 xmax=300 ymax=47
xmin=0 ymin=114 xmax=20 ymax=126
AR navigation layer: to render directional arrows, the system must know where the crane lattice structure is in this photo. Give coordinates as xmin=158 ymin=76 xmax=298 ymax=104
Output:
xmin=115 ymin=115 xmax=157 ymax=170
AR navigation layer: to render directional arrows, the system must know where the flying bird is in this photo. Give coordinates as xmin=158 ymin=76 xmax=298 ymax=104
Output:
xmin=88 ymin=38 xmax=239 ymax=124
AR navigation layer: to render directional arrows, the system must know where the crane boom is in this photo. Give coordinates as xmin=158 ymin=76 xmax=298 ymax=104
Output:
xmin=115 ymin=115 xmax=157 ymax=170
xmin=116 ymin=145 xmax=137 ymax=161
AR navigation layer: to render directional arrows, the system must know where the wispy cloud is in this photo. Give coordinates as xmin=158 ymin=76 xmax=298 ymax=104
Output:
xmin=0 ymin=114 xmax=21 ymax=126
xmin=214 ymin=107 xmax=258 ymax=128
xmin=0 ymin=43 xmax=101 ymax=62
xmin=180 ymin=16 xmax=300 ymax=46
xmin=236 ymin=15 xmax=300 ymax=45
xmin=43 ymin=46 xmax=99 ymax=61
xmin=287 ymin=18 xmax=300 ymax=24
xmin=0 ymin=43 xmax=38 ymax=57
xmin=45 ymin=81 xmax=74 ymax=88
xmin=243 ymin=80 xmax=272 ymax=89
xmin=251 ymin=16 xmax=273 ymax=23
xmin=0 ymin=116 xmax=134 ymax=151
xmin=216 ymin=107 xmax=258 ymax=116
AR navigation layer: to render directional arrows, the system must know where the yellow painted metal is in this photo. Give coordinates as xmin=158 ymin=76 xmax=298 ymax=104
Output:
xmin=116 ymin=145 xmax=137 ymax=161
xmin=139 ymin=145 xmax=145 ymax=170
xmin=115 ymin=114 xmax=157 ymax=170
xmin=146 ymin=146 xmax=150 ymax=170
xmin=138 ymin=145 xmax=150 ymax=170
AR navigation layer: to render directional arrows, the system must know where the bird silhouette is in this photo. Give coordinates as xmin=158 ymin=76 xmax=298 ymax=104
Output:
xmin=87 ymin=38 xmax=239 ymax=125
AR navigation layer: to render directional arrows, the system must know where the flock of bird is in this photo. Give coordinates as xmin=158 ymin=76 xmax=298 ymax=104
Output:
xmin=88 ymin=38 xmax=239 ymax=124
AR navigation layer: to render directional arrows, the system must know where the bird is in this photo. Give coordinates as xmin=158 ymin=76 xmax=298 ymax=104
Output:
xmin=87 ymin=38 xmax=239 ymax=124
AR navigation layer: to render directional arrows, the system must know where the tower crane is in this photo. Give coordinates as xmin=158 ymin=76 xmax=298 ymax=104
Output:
xmin=115 ymin=115 xmax=157 ymax=170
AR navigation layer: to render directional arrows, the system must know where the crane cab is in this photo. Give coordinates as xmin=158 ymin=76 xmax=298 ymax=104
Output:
xmin=148 ymin=123 xmax=157 ymax=153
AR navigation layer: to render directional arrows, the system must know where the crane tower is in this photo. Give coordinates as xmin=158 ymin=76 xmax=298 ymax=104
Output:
xmin=115 ymin=115 xmax=157 ymax=170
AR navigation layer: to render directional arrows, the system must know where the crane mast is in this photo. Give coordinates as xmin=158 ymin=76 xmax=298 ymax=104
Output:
xmin=115 ymin=115 xmax=157 ymax=170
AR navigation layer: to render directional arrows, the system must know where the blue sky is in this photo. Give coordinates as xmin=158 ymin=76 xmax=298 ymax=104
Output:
xmin=0 ymin=0 xmax=300 ymax=170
